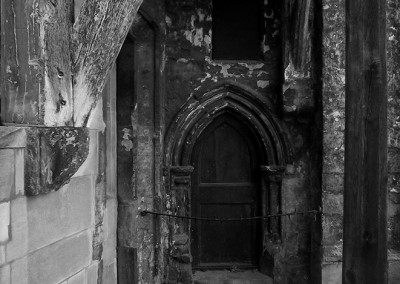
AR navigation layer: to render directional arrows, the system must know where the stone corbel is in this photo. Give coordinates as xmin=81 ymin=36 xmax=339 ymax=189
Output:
xmin=169 ymin=166 xmax=194 ymax=232
xmin=0 ymin=126 xmax=89 ymax=196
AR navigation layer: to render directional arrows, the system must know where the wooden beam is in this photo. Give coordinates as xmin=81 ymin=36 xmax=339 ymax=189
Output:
xmin=343 ymin=0 xmax=387 ymax=283
xmin=72 ymin=0 xmax=143 ymax=126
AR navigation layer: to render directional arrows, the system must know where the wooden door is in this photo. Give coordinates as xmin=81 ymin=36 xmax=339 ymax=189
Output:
xmin=191 ymin=114 xmax=261 ymax=269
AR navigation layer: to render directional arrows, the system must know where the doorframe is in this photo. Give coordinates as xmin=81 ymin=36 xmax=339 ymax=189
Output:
xmin=163 ymin=82 xmax=292 ymax=280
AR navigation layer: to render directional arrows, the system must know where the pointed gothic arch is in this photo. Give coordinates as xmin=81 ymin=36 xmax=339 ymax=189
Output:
xmin=164 ymin=83 xmax=292 ymax=167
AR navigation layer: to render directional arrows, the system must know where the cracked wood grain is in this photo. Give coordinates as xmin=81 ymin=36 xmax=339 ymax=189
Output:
xmin=72 ymin=0 xmax=143 ymax=126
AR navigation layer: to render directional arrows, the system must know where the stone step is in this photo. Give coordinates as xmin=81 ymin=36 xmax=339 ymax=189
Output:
xmin=193 ymin=270 xmax=273 ymax=284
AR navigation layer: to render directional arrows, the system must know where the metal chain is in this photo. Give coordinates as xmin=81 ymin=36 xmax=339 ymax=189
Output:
xmin=140 ymin=208 xmax=322 ymax=222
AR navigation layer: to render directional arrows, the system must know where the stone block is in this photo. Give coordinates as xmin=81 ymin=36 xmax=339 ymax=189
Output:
xmin=322 ymin=174 xmax=344 ymax=194
xmin=6 ymin=197 xmax=28 ymax=261
xmin=282 ymin=78 xmax=315 ymax=115
xmin=323 ymin=244 xmax=343 ymax=262
xmin=86 ymin=261 xmax=99 ymax=284
xmin=14 ymin=148 xmax=24 ymax=196
xmin=117 ymin=247 xmax=138 ymax=284
xmin=0 ymin=245 xmax=5 ymax=265
xmin=0 ymin=150 xmax=15 ymax=201
xmin=281 ymin=176 xmax=308 ymax=211
xmin=173 ymin=233 xmax=189 ymax=246
xmin=118 ymin=202 xmax=138 ymax=247
xmin=0 ymin=202 xmax=10 ymax=242
xmin=389 ymin=260 xmax=400 ymax=284
xmin=6 ymin=176 xmax=93 ymax=262
xmin=322 ymin=262 xmax=342 ymax=284
xmin=74 ymin=130 xmax=99 ymax=177
xmin=322 ymin=149 xmax=345 ymax=174
xmin=322 ymin=193 xmax=343 ymax=215
xmin=13 ymin=230 xmax=91 ymax=284
xmin=103 ymin=198 xmax=117 ymax=265
xmin=0 ymin=264 xmax=10 ymax=284
xmin=388 ymin=147 xmax=400 ymax=173
xmin=102 ymin=261 xmax=117 ymax=284
xmin=11 ymin=256 xmax=28 ymax=284
xmin=7 ymin=177 xmax=93 ymax=262
xmin=322 ymin=215 xmax=343 ymax=245
xmin=68 ymin=269 xmax=86 ymax=284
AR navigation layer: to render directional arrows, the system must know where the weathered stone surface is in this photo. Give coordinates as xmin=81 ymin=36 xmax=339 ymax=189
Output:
xmin=0 ymin=150 xmax=14 ymax=201
xmin=102 ymin=261 xmax=117 ymax=284
xmin=389 ymin=210 xmax=400 ymax=251
xmin=0 ymin=264 xmax=10 ymax=284
xmin=323 ymin=243 xmax=343 ymax=262
xmin=322 ymin=173 xmax=344 ymax=194
xmin=322 ymin=194 xmax=343 ymax=215
xmin=322 ymin=215 xmax=343 ymax=245
xmin=103 ymin=198 xmax=117 ymax=265
xmin=118 ymin=202 xmax=138 ymax=248
xmin=86 ymin=261 xmax=99 ymax=284
xmin=0 ymin=245 xmax=5 ymax=266
xmin=5 ymin=197 xmax=28 ymax=261
xmin=14 ymin=149 xmax=24 ymax=196
xmin=0 ymin=202 xmax=10 ymax=243
xmin=322 ymin=262 xmax=342 ymax=284
xmin=282 ymin=78 xmax=314 ymax=115
xmin=173 ymin=234 xmax=189 ymax=246
xmin=322 ymin=1 xmax=345 ymax=278
xmin=11 ymin=231 xmax=91 ymax=284
xmin=117 ymin=247 xmax=138 ymax=284
xmin=6 ymin=176 xmax=93 ymax=262
xmin=0 ymin=126 xmax=89 ymax=196
xmin=389 ymin=260 xmax=400 ymax=284
xmin=74 ymin=130 xmax=99 ymax=177
xmin=0 ymin=127 xmax=27 ymax=149
xmin=67 ymin=269 xmax=86 ymax=284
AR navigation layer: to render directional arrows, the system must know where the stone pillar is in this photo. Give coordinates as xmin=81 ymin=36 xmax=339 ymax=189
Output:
xmin=260 ymin=165 xmax=285 ymax=281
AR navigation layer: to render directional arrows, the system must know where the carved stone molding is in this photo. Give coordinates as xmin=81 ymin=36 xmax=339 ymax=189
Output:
xmin=261 ymin=165 xmax=286 ymax=241
xmin=0 ymin=126 xmax=89 ymax=196
xmin=166 ymin=166 xmax=194 ymax=283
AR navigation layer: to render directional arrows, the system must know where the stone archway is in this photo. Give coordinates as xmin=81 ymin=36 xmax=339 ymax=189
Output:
xmin=163 ymin=83 xmax=292 ymax=282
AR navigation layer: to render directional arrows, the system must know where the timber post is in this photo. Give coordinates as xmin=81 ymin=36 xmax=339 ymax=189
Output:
xmin=343 ymin=0 xmax=388 ymax=283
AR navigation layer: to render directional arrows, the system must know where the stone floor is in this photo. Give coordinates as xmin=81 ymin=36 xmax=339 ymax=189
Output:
xmin=193 ymin=270 xmax=273 ymax=284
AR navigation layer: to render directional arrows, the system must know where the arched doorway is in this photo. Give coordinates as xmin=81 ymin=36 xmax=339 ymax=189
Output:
xmin=191 ymin=113 xmax=263 ymax=269
xmin=164 ymin=84 xmax=292 ymax=281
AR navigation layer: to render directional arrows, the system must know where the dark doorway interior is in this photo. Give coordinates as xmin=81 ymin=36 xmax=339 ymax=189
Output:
xmin=191 ymin=113 xmax=262 ymax=270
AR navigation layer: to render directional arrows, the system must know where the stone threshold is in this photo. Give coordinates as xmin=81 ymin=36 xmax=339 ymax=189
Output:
xmin=193 ymin=270 xmax=273 ymax=284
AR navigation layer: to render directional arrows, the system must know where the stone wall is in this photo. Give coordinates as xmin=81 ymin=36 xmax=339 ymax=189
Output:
xmin=321 ymin=0 xmax=345 ymax=283
xmin=163 ymin=1 xmax=320 ymax=283
xmin=0 ymin=128 xmax=102 ymax=284
xmin=387 ymin=0 xmax=400 ymax=281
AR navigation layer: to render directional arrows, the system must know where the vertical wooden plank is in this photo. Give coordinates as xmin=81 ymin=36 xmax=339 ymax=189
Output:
xmin=343 ymin=0 xmax=387 ymax=283
xmin=1 ymin=0 xmax=73 ymax=126
xmin=2 ymin=0 xmax=41 ymax=124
